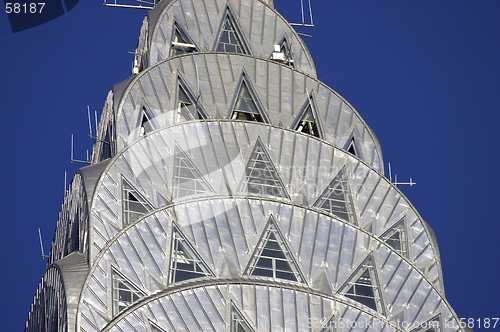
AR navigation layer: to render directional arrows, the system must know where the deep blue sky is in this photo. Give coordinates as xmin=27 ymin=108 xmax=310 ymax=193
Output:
xmin=1 ymin=0 xmax=499 ymax=330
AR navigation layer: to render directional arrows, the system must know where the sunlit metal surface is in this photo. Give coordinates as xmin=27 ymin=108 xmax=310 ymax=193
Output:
xmin=26 ymin=0 xmax=465 ymax=331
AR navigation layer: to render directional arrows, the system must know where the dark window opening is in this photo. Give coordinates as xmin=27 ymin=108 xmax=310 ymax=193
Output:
xmin=239 ymin=140 xmax=288 ymax=198
xmin=245 ymin=218 xmax=303 ymax=283
xmin=172 ymin=25 xmax=197 ymax=56
xmin=112 ymin=270 xmax=145 ymax=315
xmin=177 ymin=85 xmax=205 ymax=122
xmin=170 ymin=229 xmax=211 ymax=283
xmin=339 ymin=256 xmax=384 ymax=314
xmin=231 ymin=80 xmax=265 ymax=123
xmin=216 ymin=14 xmax=247 ymax=54
xmin=294 ymin=104 xmax=320 ymax=137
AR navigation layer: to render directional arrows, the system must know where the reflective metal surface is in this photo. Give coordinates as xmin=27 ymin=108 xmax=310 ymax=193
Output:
xmin=26 ymin=0 xmax=465 ymax=331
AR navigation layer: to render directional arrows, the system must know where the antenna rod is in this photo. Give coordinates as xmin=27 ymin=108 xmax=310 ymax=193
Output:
xmin=95 ymin=110 xmax=98 ymax=136
xmin=70 ymin=134 xmax=91 ymax=164
xmin=388 ymin=162 xmax=392 ymax=183
xmin=394 ymin=178 xmax=416 ymax=186
xmin=308 ymin=0 xmax=314 ymax=25
xmin=38 ymin=228 xmax=48 ymax=259
xmin=300 ymin=0 xmax=305 ymax=25
xmin=289 ymin=0 xmax=314 ymax=29
xmin=295 ymin=32 xmax=312 ymax=37
xmin=87 ymin=105 xmax=92 ymax=137
xmin=131 ymin=0 xmax=155 ymax=5
xmin=290 ymin=23 xmax=315 ymax=27
xmin=103 ymin=3 xmax=152 ymax=9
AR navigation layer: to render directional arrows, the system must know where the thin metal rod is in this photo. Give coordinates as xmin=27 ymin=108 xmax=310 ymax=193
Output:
xmin=127 ymin=51 xmax=143 ymax=56
xmin=71 ymin=134 xmax=92 ymax=164
xmin=296 ymin=32 xmax=312 ymax=38
xmin=87 ymin=106 xmax=92 ymax=136
xmin=70 ymin=159 xmax=92 ymax=165
xmin=308 ymin=0 xmax=314 ymax=25
xmin=388 ymin=162 xmax=392 ymax=183
xmin=95 ymin=110 xmax=98 ymax=137
xmin=300 ymin=0 xmax=304 ymax=25
xmin=394 ymin=178 xmax=416 ymax=186
xmin=394 ymin=182 xmax=416 ymax=186
xmin=103 ymin=3 xmax=152 ymax=9
xmin=38 ymin=228 xmax=48 ymax=259
xmin=290 ymin=23 xmax=314 ymax=27
xmin=131 ymin=0 xmax=155 ymax=5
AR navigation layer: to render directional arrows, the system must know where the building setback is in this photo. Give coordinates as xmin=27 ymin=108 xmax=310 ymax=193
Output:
xmin=26 ymin=0 xmax=466 ymax=331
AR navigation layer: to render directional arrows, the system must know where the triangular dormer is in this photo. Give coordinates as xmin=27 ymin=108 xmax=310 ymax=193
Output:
xmin=338 ymin=254 xmax=385 ymax=315
xmin=216 ymin=8 xmax=249 ymax=54
xmin=169 ymin=226 xmax=213 ymax=284
xmin=111 ymin=268 xmax=145 ymax=315
xmin=245 ymin=216 xmax=304 ymax=283
xmin=172 ymin=145 xmax=214 ymax=199
xmin=121 ymin=177 xmax=154 ymax=227
xmin=176 ymin=76 xmax=207 ymax=123
xmin=271 ymin=37 xmax=294 ymax=67
xmin=313 ymin=167 xmax=355 ymax=224
xmin=292 ymin=95 xmax=323 ymax=138
xmin=230 ymin=74 xmax=267 ymax=123
xmin=171 ymin=22 xmax=197 ymax=57
xmin=238 ymin=138 xmax=288 ymax=199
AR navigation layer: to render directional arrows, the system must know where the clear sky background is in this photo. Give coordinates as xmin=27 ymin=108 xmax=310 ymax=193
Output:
xmin=1 ymin=0 xmax=499 ymax=330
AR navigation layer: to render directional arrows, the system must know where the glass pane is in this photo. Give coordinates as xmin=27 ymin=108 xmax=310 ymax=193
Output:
xmin=313 ymin=168 xmax=354 ymax=223
xmin=170 ymin=231 xmax=211 ymax=283
xmin=172 ymin=147 xmax=211 ymax=198
xmin=217 ymin=16 xmax=247 ymax=54
xmin=252 ymin=267 xmax=274 ymax=277
xmin=275 ymin=271 xmax=297 ymax=281
xmin=240 ymin=141 xmax=287 ymax=198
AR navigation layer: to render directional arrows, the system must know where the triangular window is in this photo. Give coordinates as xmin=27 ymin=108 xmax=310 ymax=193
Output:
xmin=139 ymin=103 xmax=158 ymax=136
xmin=238 ymin=139 xmax=288 ymax=199
xmin=345 ymin=136 xmax=361 ymax=158
xmin=172 ymin=145 xmax=213 ymax=199
xmin=122 ymin=178 xmax=154 ymax=227
xmin=271 ymin=38 xmax=294 ymax=67
xmin=380 ymin=219 xmax=408 ymax=258
xmin=411 ymin=316 xmax=441 ymax=332
xmin=231 ymin=304 xmax=254 ymax=332
xmin=169 ymin=226 xmax=212 ymax=283
xmin=230 ymin=78 xmax=266 ymax=122
xmin=171 ymin=23 xmax=197 ymax=57
xmin=347 ymin=139 xmax=357 ymax=155
xmin=313 ymin=167 xmax=355 ymax=224
xmin=99 ymin=123 xmax=113 ymax=161
xmin=338 ymin=255 xmax=384 ymax=314
xmin=216 ymin=11 xmax=248 ymax=54
xmin=176 ymin=79 xmax=207 ymax=123
xmin=245 ymin=216 xmax=304 ymax=282
xmin=292 ymin=96 xmax=322 ymax=138
xmin=112 ymin=268 xmax=145 ymax=315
